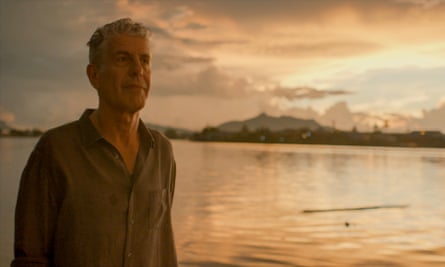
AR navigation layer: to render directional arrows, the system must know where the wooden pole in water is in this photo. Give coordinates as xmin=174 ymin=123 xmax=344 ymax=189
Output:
xmin=302 ymin=204 xmax=409 ymax=213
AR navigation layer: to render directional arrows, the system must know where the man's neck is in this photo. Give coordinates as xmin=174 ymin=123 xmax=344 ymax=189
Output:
xmin=89 ymin=107 xmax=140 ymax=146
xmin=89 ymin=106 xmax=142 ymax=174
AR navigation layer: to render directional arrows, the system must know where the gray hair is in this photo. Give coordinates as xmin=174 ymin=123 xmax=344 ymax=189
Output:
xmin=87 ymin=18 xmax=151 ymax=64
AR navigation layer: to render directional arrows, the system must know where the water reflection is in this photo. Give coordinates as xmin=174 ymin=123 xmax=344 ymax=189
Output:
xmin=172 ymin=141 xmax=445 ymax=266
xmin=1 ymin=139 xmax=444 ymax=266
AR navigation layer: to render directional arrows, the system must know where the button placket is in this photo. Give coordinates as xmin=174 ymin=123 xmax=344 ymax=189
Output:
xmin=109 ymin=148 xmax=130 ymax=177
xmin=124 ymin=186 xmax=135 ymax=267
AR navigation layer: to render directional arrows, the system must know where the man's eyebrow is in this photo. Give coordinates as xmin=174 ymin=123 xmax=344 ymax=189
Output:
xmin=114 ymin=51 xmax=131 ymax=56
xmin=114 ymin=51 xmax=151 ymax=58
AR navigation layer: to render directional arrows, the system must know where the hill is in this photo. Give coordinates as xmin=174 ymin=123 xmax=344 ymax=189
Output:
xmin=146 ymin=123 xmax=194 ymax=138
xmin=218 ymin=113 xmax=321 ymax=132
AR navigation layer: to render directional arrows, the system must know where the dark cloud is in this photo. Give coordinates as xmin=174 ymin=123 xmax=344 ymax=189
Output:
xmin=395 ymin=0 xmax=445 ymax=8
xmin=182 ymin=22 xmax=207 ymax=30
xmin=152 ymin=54 xmax=214 ymax=71
xmin=0 ymin=0 xmax=117 ymax=128
xmin=163 ymin=0 xmax=445 ymax=25
xmin=178 ymin=38 xmax=243 ymax=48
xmin=152 ymin=66 xmax=254 ymax=98
xmin=0 ymin=0 xmax=121 ymax=87
xmin=0 ymin=50 xmax=86 ymax=87
xmin=159 ymin=6 xmax=188 ymax=21
xmin=257 ymin=41 xmax=382 ymax=58
xmin=149 ymin=25 xmax=174 ymax=39
xmin=149 ymin=24 xmax=245 ymax=49
xmin=271 ymin=86 xmax=351 ymax=100
xmin=164 ymin=0 xmax=347 ymax=22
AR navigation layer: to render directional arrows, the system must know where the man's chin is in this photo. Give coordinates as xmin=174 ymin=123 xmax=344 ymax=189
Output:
xmin=114 ymin=100 xmax=146 ymax=114
xmin=126 ymin=102 xmax=146 ymax=114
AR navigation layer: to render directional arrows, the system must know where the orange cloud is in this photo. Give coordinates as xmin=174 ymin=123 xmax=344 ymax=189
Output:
xmin=271 ymin=86 xmax=351 ymax=100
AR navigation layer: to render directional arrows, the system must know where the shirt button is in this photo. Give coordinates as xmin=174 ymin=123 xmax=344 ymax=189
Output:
xmin=128 ymin=252 xmax=132 ymax=257
xmin=130 ymin=219 xmax=135 ymax=225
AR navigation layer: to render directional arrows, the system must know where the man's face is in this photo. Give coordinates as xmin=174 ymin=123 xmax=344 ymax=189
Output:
xmin=90 ymin=34 xmax=151 ymax=113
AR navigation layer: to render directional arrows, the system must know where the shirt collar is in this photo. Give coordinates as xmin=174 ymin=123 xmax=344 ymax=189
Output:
xmin=79 ymin=109 xmax=102 ymax=147
xmin=79 ymin=109 xmax=156 ymax=149
xmin=138 ymin=117 xmax=156 ymax=150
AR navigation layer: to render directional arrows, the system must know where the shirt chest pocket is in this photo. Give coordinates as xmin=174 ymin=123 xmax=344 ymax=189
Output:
xmin=147 ymin=188 xmax=168 ymax=229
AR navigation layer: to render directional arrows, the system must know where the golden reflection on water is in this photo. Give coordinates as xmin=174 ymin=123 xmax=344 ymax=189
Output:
xmin=1 ymin=138 xmax=444 ymax=266
xmin=172 ymin=141 xmax=445 ymax=267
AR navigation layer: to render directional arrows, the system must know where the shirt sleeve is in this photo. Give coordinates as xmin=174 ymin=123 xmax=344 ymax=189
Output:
xmin=160 ymin=158 xmax=178 ymax=267
xmin=11 ymin=137 xmax=61 ymax=267
xmin=169 ymin=159 xmax=176 ymax=207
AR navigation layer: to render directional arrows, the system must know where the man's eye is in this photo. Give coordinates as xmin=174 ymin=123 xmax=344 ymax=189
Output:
xmin=116 ymin=56 xmax=129 ymax=63
xmin=141 ymin=58 xmax=150 ymax=65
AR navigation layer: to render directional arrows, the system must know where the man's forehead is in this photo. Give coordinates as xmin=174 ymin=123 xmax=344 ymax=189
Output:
xmin=105 ymin=34 xmax=150 ymax=53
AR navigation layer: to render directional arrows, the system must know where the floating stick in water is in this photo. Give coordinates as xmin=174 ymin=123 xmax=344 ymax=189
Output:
xmin=302 ymin=204 xmax=409 ymax=213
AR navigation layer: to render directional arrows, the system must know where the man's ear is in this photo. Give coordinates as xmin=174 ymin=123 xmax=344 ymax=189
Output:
xmin=86 ymin=64 xmax=100 ymax=90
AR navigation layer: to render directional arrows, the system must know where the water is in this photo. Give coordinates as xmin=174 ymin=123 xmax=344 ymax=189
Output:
xmin=1 ymin=138 xmax=445 ymax=266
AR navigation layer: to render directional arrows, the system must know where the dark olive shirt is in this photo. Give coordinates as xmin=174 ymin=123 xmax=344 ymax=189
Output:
xmin=12 ymin=109 xmax=178 ymax=267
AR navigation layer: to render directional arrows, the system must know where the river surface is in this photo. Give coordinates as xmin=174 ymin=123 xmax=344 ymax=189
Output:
xmin=1 ymin=138 xmax=444 ymax=266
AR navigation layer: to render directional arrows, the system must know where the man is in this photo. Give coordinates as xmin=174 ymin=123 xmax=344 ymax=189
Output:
xmin=12 ymin=18 xmax=178 ymax=267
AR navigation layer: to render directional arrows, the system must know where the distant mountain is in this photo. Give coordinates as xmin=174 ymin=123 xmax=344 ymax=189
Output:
xmin=218 ymin=113 xmax=322 ymax=132
xmin=0 ymin=120 xmax=11 ymax=131
xmin=145 ymin=123 xmax=194 ymax=136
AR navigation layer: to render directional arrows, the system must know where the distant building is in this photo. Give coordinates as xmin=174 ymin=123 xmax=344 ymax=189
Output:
xmin=410 ymin=131 xmax=443 ymax=136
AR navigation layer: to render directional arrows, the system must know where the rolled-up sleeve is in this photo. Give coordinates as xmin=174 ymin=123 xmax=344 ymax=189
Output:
xmin=12 ymin=137 xmax=61 ymax=267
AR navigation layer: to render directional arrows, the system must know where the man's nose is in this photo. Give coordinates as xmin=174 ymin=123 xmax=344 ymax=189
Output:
xmin=129 ymin=58 xmax=144 ymax=76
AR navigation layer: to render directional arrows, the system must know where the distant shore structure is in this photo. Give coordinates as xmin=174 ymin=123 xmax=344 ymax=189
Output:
xmin=1 ymin=114 xmax=444 ymax=148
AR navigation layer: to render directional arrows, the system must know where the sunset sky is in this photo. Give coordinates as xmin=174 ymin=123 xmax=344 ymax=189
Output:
xmin=1 ymin=0 xmax=444 ymax=132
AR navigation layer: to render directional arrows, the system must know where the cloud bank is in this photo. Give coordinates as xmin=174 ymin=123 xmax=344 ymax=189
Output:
xmin=0 ymin=0 xmax=444 ymax=133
